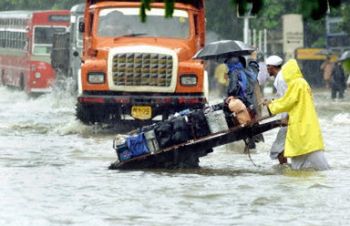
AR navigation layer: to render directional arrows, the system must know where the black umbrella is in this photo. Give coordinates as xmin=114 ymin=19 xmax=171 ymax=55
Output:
xmin=338 ymin=51 xmax=350 ymax=62
xmin=193 ymin=40 xmax=255 ymax=60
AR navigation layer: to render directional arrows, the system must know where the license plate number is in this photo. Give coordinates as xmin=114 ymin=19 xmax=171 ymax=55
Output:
xmin=131 ymin=106 xmax=152 ymax=120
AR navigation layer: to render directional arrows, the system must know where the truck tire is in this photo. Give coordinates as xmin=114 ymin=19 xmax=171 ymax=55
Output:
xmin=1 ymin=70 xmax=5 ymax=85
xmin=76 ymin=103 xmax=112 ymax=124
xmin=109 ymin=148 xmax=213 ymax=170
xmin=19 ymin=75 xmax=25 ymax=90
xmin=76 ymin=103 xmax=95 ymax=124
xmin=168 ymin=148 xmax=213 ymax=169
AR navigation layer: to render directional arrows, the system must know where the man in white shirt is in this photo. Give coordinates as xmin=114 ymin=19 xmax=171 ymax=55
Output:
xmin=265 ymin=55 xmax=288 ymax=164
xmin=266 ymin=55 xmax=287 ymax=97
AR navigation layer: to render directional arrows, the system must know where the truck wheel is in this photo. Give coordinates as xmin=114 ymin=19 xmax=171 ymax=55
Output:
xmin=76 ymin=103 xmax=94 ymax=124
xmin=1 ymin=70 xmax=5 ymax=85
xmin=161 ymin=149 xmax=212 ymax=169
xmin=173 ymin=150 xmax=200 ymax=168
xmin=76 ymin=103 xmax=110 ymax=124
xmin=20 ymin=75 xmax=25 ymax=90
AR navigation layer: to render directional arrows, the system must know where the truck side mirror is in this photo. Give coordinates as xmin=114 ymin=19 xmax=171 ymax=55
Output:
xmin=79 ymin=21 xmax=85 ymax=33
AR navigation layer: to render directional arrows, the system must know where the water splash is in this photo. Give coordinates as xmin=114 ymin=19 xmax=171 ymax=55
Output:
xmin=331 ymin=113 xmax=350 ymax=125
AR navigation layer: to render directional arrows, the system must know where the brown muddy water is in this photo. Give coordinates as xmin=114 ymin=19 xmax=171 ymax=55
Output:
xmin=0 ymin=86 xmax=350 ymax=226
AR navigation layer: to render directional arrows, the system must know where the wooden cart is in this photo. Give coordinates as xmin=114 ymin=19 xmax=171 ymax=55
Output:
xmin=109 ymin=117 xmax=283 ymax=170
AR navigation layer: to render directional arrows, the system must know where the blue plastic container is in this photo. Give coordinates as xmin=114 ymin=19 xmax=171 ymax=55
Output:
xmin=116 ymin=143 xmax=132 ymax=161
xmin=126 ymin=133 xmax=150 ymax=157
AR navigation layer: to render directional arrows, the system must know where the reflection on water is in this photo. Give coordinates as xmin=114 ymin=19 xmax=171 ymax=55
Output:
xmin=0 ymin=87 xmax=349 ymax=225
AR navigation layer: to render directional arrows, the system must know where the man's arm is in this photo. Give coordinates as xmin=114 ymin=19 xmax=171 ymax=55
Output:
xmin=268 ymin=82 xmax=300 ymax=115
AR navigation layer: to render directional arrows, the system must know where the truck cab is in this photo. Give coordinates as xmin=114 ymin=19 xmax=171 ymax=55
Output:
xmin=77 ymin=0 xmax=207 ymax=124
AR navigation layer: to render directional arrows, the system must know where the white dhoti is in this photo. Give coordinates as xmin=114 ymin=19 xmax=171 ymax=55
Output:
xmin=291 ymin=150 xmax=330 ymax=171
xmin=270 ymin=127 xmax=287 ymax=159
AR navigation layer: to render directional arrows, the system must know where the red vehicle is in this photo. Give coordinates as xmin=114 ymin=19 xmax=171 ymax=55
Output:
xmin=0 ymin=10 xmax=70 ymax=94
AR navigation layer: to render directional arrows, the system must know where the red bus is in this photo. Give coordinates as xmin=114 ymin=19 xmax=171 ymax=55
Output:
xmin=0 ymin=10 xmax=70 ymax=94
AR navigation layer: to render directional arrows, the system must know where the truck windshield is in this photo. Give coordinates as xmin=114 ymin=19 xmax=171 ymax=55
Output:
xmin=97 ymin=8 xmax=190 ymax=39
xmin=33 ymin=26 xmax=66 ymax=56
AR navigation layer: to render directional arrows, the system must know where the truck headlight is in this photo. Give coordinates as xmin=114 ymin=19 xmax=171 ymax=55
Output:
xmin=180 ymin=74 xmax=197 ymax=86
xmin=88 ymin=72 xmax=105 ymax=84
xmin=34 ymin=72 xmax=41 ymax=79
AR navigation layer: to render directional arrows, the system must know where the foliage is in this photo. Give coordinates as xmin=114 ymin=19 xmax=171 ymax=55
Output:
xmin=140 ymin=0 xmax=174 ymax=22
xmin=139 ymin=0 xmax=342 ymax=21
xmin=0 ymin=0 xmax=83 ymax=10
xmin=250 ymin=0 xmax=290 ymax=30
xmin=141 ymin=0 xmax=343 ymax=47
xmin=0 ymin=0 xmax=347 ymax=48
xmin=341 ymin=1 xmax=350 ymax=33
xmin=230 ymin=0 xmax=264 ymax=16
xmin=300 ymin=0 xmax=341 ymax=20
xmin=0 ymin=0 xmax=344 ymax=19
xmin=205 ymin=0 xmax=243 ymax=40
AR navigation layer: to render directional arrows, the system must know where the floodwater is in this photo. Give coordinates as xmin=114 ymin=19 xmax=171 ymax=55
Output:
xmin=1 ymin=86 xmax=350 ymax=226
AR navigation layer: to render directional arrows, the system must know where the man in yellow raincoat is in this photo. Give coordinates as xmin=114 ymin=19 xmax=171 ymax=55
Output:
xmin=266 ymin=59 xmax=330 ymax=170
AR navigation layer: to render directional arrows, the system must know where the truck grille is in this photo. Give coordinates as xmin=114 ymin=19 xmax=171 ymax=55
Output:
xmin=112 ymin=53 xmax=173 ymax=87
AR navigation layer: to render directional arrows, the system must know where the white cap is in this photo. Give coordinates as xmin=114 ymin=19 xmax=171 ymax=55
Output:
xmin=266 ymin=55 xmax=283 ymax=66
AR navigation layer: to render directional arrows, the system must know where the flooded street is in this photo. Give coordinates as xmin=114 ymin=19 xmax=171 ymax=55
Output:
xmin=1 ymin=86 xmax=350 ymax=226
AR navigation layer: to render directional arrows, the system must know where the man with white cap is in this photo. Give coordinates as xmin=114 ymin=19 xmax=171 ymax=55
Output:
xmin=266 ymin=55 xmax=286 ymax=97
xmin=265 ymin=55 xmax=288 ymax=165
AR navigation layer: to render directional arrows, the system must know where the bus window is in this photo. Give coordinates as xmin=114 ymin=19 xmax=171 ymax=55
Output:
xmin=33 ymin=26 xmax=66 ymax=55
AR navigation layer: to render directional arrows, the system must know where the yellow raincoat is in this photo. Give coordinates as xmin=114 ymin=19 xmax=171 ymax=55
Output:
xmin=214 ymin=63 xmax=228 ymax=86
xmin=268 ymin=59 xmax=324 ymax=158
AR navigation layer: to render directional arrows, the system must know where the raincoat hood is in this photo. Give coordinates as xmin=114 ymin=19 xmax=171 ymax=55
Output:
xmin=281 ymin=59 xmax=303 ymax=84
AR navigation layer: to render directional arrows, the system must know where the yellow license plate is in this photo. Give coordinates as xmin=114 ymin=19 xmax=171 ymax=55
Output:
xmin=131 ymin=106 xmax=152 ymax=120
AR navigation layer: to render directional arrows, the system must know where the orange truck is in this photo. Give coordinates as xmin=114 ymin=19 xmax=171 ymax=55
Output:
xmin=77 ymin=0 xmax=207 ymax=124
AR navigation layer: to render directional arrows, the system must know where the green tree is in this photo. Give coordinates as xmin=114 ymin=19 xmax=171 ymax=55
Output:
xmin=0 ymin=0 xmax=83 ymax=10
xmin=139 ymin=0 xmax=342 ymax=21
xmin=250 ymin=0 xmax=294 ymax=30
xmin=140 ymin=0 xmax=343 ymax=47
xmin=0 ymin=0 xmax=343 ymax=19
xmin=205 ymin=0 xmax=243 ymax=40
xmin=341 ymin=1 xmax=350 ymax=33
xmin=0 ymin=0 xmax=346 ymax=48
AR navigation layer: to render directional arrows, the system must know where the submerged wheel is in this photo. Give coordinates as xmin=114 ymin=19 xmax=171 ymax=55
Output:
xmin=1 ymin=70 xmax=5 ymax=85
xmin=169 ymin=150 xmax=201 ymax=168
xmin=19 ymin=75 xmax=25 ymax=90
xmin=111 ymin=148 xmax=214 ymax=170
xmin=76 ymin=103 xmax=121 ymax=125
xmin=167 ymin=148 xmax=213 ymax=169
xmin=76 ymin=103 xmax=96 ymax=124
